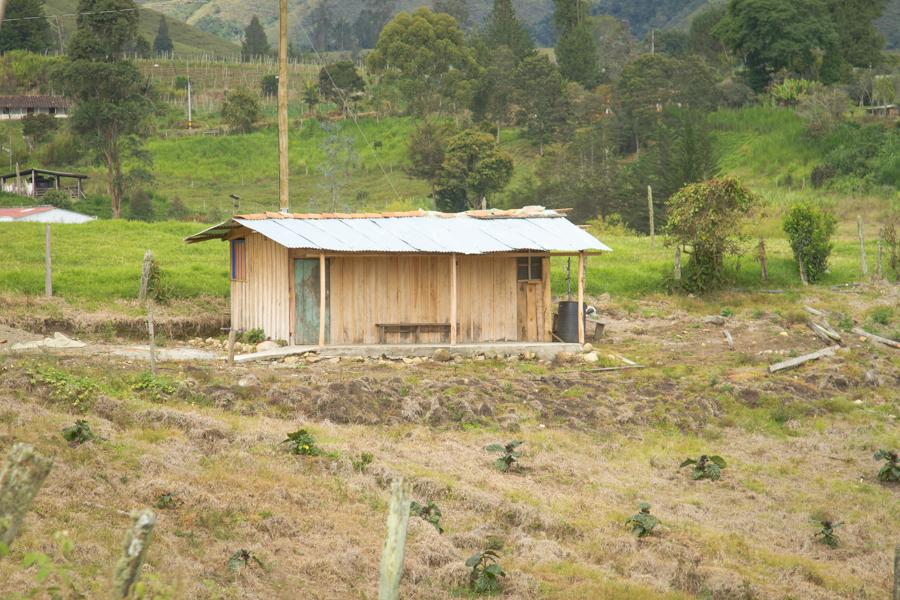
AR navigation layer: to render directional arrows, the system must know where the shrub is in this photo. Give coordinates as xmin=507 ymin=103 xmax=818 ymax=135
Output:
xmin=168 ymin=196 xmax=191 ymax=220
xmin=22 ymin=113 xmax=59 ymax=147
xmin=221 ymin=87 xmax=262 ymax=133
xmin=783 ymin=204 xmax=837 ymax=283
xmin=769 ymin=78 xmax=813 ymax=107
xmin=874 ymin=449 xmax=899 ymax=482
xmin=626 ymin=503 xmax=658 ymax=538
xmin=154 ymin=492 xmax=182 ymax=509
xmin=814 ymin=520 xmax=842 ymax=548
xmin=282 ymin=429 xmax=321 ymax=456
xmin=42 ymin=189 xmax=72 ymax=210
xmin=261 ymin=74 xmax=278 ymax=98
xmin=465 ymin=543 xmax=505 ymax=594
xmin=61 ymin=419 xmax=94 ymax=445
xmin=485 ymin=440 xmax=523 ymax=472
xmin=665 ymin=178 xmax=759 ymax=293
xmin=239 ymin=328 xmax=265 ymax=344
xmin=28 ymin=365 xmax=99 ymax=410
xmin=174 ymin=75 xmax=188 ymax=90
xmin=410 ymin=500 xmax=443 ymax=534
xmin=132 ymin=372 xmax=176 ymax=402
xmin=352 ymin=451 xmax=374 ymax=473
xmin=127 ymin=189 xmax=154 ymax=222
xmin=679 ymin=455 xmax=727 ymax=480
xmin=810 ymin=164 xmax=836 ymax=189
xmin=227 ymin=549 xmax=265 ymax=573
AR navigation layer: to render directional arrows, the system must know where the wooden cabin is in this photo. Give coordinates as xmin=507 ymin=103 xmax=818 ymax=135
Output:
xmin=186 ymin=208 xmax=610 ymax=346
xmin=0 ymin=168 xmax=88 ymax=200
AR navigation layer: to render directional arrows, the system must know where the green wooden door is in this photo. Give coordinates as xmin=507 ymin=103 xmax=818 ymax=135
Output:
xmin=294 ymin=258 xmax=329 ymax=345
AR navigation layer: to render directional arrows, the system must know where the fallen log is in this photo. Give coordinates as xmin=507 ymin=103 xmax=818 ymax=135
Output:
xmin=852 ymin=327 xmax=900 ymax=349
xmin=803 ymin=306 xmax=826 ymax=317
xmin=768 ymin=345 xmax=839 ymax=373
xmin=723 ymin=329 xmax=735 ymax=351
xmin=807 ymin=321 xmax=842 ymax=345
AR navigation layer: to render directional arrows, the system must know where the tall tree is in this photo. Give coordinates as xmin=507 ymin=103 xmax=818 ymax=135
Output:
xmin=306 ymin=0 xmax=334 ymax=51
xmin=407 ymin=120 xmax=454 ymax=198
xmin=484 ymin=0 xmax=534 ymax=61
xmin=318 ymin=61 xmax=365 ymax=111
xmin=432 ymin=0 xmax=469 ymax=29
xmin=513 ymin=53 xmax=571 ymax=154
xmin=716 ymin=0 xmax=842 ymax=90
xmin=0 ymin=0 xmax=52 ymax=53
xmin=67 ymin=0 xmax=139 ymax=60
xmin=471 ymin=46 xmax=517 ymax=141
xmin=553 ymin=0 xmax=598 ymax=86
xmin=353 ymin=0 xmax=396 ymax=49
xmin=829 ymin=0 xmax=887 ymax=68
xmin=436 ymin=129 xmax=513 ymax=211
xmin=367 ymin=8 xmax=479 ymax=116
xmin=153 ymin=16 xmax=174 ymax=55
xmin=241 ymin=15 xmax=270 ymax=60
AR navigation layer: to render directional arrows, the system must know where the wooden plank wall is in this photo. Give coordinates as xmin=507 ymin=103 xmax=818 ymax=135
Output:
xmin=230 ymin=232 xmax=291 ymax=341
xmin=326 ymin=254 xmax=522 ymax=344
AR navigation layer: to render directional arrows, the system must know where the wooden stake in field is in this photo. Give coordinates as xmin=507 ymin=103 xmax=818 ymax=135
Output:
xmin=673 ymin=246 xmax=682 ymax=281
xmin=858 ymin=215 xmax=868 ymax=276
xmin=277 ymin=0 xmax=289 ymax=212
xmin=112 ymin=509 xmax=156 ymax=599
xmin=227 ymin=327 xmax=236 ymax=366
xmin=647 ymin=185 xmax=654 ymax=245
xmin=876 ymin=228 xmax=884 ymax=280
xmin=893 ymin=544 xmax=900 ymax=600
xmin=0 ymin=443 xmax=53 ymax=548
xmin=378 ymin=479 xmax=411 ymax=600
xmin=757 ymin=239 xmax=768 ymax=282
xmin=147 ymin=302 xmax=157 ymax=376
xmin=139 ymin=250 xmax=153 ymax=301
xmin=44 ymin=224 xmax=52 ymax=298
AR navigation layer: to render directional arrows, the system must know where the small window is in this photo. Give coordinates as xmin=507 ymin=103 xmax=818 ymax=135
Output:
xmin=516 ymin=256 xmax=543 ymax=281
xmin=230 ymin=239 xmax=246 ymax=281
xmin=49 ymin=107 xmax=56 ymax=115
xmin=26 ymin=107 xmax=34 ymax=115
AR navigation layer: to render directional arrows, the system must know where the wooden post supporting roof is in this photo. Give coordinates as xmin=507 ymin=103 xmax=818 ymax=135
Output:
xmin=319 ymin=253 xmax=326 ymax=346
xmin=577 ymin=251 xmax=585 ymax=345
xmin=450 ymin=254 xmax=457 ymax=345
xmin=277 ymin=0 xmax=289 ymax=211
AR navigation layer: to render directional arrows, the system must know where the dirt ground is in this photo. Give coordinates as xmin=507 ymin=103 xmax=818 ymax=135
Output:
xmin=0 ymin=286 xmax=897 ymax=599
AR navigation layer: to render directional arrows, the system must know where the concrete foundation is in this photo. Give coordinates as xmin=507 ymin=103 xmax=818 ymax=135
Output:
xmin=233 ymin=342 xmax=581 ymax=364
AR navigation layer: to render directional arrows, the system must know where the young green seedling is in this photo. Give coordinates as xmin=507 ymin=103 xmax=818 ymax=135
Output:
xmin=679 ymin=455 xmax=727 ymax=480
xmin=61 ymin=420 xmax=94 ymax=445
xmin=409 ymin=500 xmax=443 ymax=534
xmin=485 ymin=440 xmax=524 ymax=472
xmin=814 ymin=520 xmax=842 ymax=548
xmin=874 ymin=449 xmax=899 ymax=482
xmin=281 ymin=429 xmax=321 ymax=456
xmin=228 ymin=549 xmax=265 ymax=573
xmin=626 ymin=503 xmax=659 ymax=538
xmin=465 ymin=545 xmax=506 ymax=594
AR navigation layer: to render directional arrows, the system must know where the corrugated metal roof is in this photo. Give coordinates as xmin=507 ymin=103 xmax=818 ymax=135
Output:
xmin=185 ymin=207 xmax=611 ymax=254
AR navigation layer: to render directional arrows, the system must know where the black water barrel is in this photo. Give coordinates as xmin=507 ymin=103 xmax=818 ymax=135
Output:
xmin=556 ymin=301 xmax=582 ymax=343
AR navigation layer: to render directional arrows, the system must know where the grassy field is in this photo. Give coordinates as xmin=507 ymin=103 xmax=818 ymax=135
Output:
xmin=0 ymin=286 xmax=897 ymax=598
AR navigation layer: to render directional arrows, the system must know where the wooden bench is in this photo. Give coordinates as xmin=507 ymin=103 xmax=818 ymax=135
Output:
xmin=376 ymin=322 xmax=452 ymax=344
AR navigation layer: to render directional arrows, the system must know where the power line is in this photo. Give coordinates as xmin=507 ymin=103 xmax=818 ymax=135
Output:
xmin=294 ymin=20 xmax=402 ymax=203
xmin=2 ymin=1 xmax=208 ymax=23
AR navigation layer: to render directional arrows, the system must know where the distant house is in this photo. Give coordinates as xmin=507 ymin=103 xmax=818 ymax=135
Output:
xmin=186 ymin=207 xmax=611 ymax=346
xmin=864 ymin=104 xmax=898 ymax=117
xmin=1 ymin=168 xmax=88 ymax=200
xmin=0 ymin=205 xmax=95 ymax=224
xmin=0 ymin=96 xmax=70 ymax=120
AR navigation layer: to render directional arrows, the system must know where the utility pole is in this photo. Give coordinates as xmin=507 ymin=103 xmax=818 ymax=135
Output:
xmin=277 ymin=0 xmax=289 ymax=212
xmin=651 ymin=29 xmax=655 ymax=54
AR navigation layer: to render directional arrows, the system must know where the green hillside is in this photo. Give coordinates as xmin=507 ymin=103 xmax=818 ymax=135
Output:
xmin=44 ymin=0 xmax=240 ymax=56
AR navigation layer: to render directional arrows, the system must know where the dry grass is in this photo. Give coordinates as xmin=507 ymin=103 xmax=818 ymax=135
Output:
xmin=0 ymin=287 xmax=897 ymax=599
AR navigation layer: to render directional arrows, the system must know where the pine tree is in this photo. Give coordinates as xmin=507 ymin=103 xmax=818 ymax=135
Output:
xmin=484 ymin=0 xmax=534 ymax=61
xmin=552 ymin=0 xmax=598 ymax=87
xmin=153 ymin=16 xmax=173 ymax=55
xmin=241 ymin=15 xmax=270 ymax=61
xmin=0 ymin=0 xmax=52 ymax=53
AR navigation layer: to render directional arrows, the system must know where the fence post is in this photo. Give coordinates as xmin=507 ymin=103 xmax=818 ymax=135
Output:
xmin=112 ymin=509 xmax=156 ymax=599
xmin=378 ymin=478 xmax=411 ymax=600
xmin=858 ymin=215 xmax=868 ymax=276
xmin=147 ymin=303 xmax=157 ymax=377
xmin=227 ymin=327 xmax=236 ymax=366
xmin=757 ymin=239 xmax=768 ymax=282
xmin=0 ymin=443 xmax=53 ymax=548
xmin=139 ymin=250 xmax=153 ymax=301
xmin=673 ymin=246 xmax=682 ymax=281
xmin=44 ymin=224 xmax=52 ymax=298
xmin=647 ymin=185 xmax=654 ymax=245
xmin=894 ymin=544 xmax=900 ymax=600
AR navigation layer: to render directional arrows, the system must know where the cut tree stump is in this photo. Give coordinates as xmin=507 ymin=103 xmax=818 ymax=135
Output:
xmin=723 ymin=329 xmax=735 ymax=351
xmin=112 ymin=509 xmax=156 ymax=599
xmin=0 ymin=443 xmax=53 ymax=548
xmin=768 ymin=346 xmax=839 ymax=373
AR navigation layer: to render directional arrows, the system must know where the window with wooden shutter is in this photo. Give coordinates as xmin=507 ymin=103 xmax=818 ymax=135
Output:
xmin=231 ymin=238 xmax=246 ymax=281
xmin=516 ymin=256 xmax=543 ymax=281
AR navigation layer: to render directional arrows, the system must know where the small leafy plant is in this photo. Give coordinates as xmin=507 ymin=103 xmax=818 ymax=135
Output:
xmin=239 ymin=328 xmax=266 ymax=344
xmin=154 ymin=492 xmax=182 ymax=510
xmin=626 ymin=503 xmax=658 ymax=538
xmin=281 ymin=429 xmax=322 ymax=456
xmin=874 ymin=449 xmax=899 ymax=482
xmin=814 ymin=520 xmax=842 ymax=548
xmin=679 ymin=455 xmax=727 ymax=480
xmin=410 ymin=500 xmax=443 ymax=534
xmin=61 ymin=420 xmax=94 ymax=445
xmin=132 ymin=372 xmax=177 ymax=402
xmin=227 ymin=549 xmax=266 ymax=573
xmin=465 ymin=543 xmax=506 ymax=594
xmin=485 ymin=440 xmax=523 ymax=472
xmin=28 ymin=365 xmax=99 ymax=410
xmin=352 ymin=451 xmax=374 ymax=472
